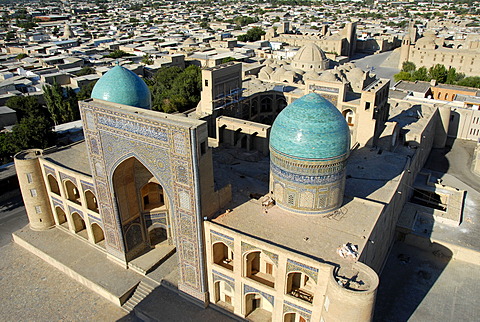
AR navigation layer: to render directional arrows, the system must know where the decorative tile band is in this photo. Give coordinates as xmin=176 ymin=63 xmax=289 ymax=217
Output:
xmin=244 ymin=284 xmax=274 ymax=306
xmin=283 ymin=300 xmax=312 ymax=321
xmin=211 ymin=230 xmax=234 ymax=241
xmin=43 ymin=164 xmax=56 ymax=177
xmin=68 ymin=205 xmax=83 ymax=219
xmin=59 ymin=172 xmax=77 ymax=185
xmin=212 ymin=269 xmax=235 ymax=288
xmin=98 ymin=115 xmax=168 ymax=142
xmin=211 ymin=230 xmax=234 ymax=249
xmin=88 ymin=213 xmax=102 ymax=225
xmin=80 ymin=180 xmax=95 ymax=192
xmin=242 ymin=241 xmax=279 ymax=266
xmin=286 ymin=259 xmax=319 ymax=283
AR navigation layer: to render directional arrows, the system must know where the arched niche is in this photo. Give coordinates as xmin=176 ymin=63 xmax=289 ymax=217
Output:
xmin=47 ymin=174 xmax=60 ymax=195
xmin=91 ymin=222 xmax=105 ymax=245
xmin=65 ymin=180 xmax=80 ymax=204
xmin=85 ymin=190 xmax=98 ymax=212
xmin=112 ymin=156 xmax=171 ymax=255
xmin=213 ymin=242 xmax=234 ymax=270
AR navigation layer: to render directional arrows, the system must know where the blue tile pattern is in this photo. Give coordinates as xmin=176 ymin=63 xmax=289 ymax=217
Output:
xmin=270 ymin=93 xmax=350 ymax=160
xmin=91 ymin=66 xmax=152 ymax=110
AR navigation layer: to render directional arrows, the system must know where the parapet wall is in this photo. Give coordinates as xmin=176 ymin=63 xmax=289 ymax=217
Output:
xmin=322 ymin=262 xmax=379 ymax=322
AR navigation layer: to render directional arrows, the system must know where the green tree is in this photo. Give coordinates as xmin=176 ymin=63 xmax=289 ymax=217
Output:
xmin=237 ymin=27 xmax=266 ymax=42
xmin=6 ymin=96 xmax=45 ymax=120
xmin=221 ymin=57 xmax=236 ymax=64
xmin=394 ymin=71 xmax=412 ymax=82
xmin=412 ymin=67 xmax=429 ymax=81
xmin=428 ymin=64 xmax=448 ymax=83
xmin=103 ymin=50 xmax=134 ymax=59
xmin=445 ymin=67 xmax=462 ymax=84
xmin=402 ymin=61 xmax=416 ymax=73
xmin=141 ymin=53 xmax=154 ymax=65
xmin=148 ymin=65 xmax=202 ymax=113
xmin=43 ymin=83 xmax=80 ymax=125
xmin=77 ymin=80 xmax=97 ymax=101
xmin=77 ymin=66 xmax=96 ymax=76
xmin=457 ymin=76 xmax=480 ymax=88
xmin=0 ymin=115 xmax=55 ymax=164
xmin=16 ymin=53 xmax=28 ymax=60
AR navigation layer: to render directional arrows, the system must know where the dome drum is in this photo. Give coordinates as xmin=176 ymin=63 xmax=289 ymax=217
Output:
xmin=270 ymin=147 xmax=347 ymax=214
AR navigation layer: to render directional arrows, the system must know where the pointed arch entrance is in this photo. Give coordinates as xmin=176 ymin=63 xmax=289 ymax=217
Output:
xmin=112 ymin=156 xmax=172 ymax=260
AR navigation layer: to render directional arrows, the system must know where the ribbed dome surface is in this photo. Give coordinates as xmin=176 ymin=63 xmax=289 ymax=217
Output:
xmin=293 ymin=43 xmax=327 ymax=63
xmin=91 ymin=65 xmax=151 ymax=109
xmin=270 ymin=93 xmax=350 ymax=160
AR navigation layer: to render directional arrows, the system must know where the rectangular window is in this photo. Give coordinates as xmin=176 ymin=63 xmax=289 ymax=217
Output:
xmin=26 ymin=173 xmax=33 ymax=183
xmin=205 ymin=79 xmax=209 ymax=87
xmin=143 ymin=195 xmax=150 ymax=206
xmin=30 ymin=189 xmax=37 ymax=197
xmin=266 ymin=262 xmax=273 ymax=275
xmin=365 ymin=102 xmax=371 ymax=110
xmin=35 ymin=206 xmax=42 ymax=214
xmin=224 ymin=295 xmax=232 ymax=304
xmin=200 ymin=141 xmax=206 ymax=155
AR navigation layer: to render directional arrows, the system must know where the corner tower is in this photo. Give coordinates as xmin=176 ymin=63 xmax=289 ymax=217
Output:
xmin=269 ymin=93 xmax=350 ymax=214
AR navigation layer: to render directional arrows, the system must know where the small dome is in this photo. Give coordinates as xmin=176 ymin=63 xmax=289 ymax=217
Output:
xmin=91 ymin=65 xmax=151 ymax=109
xmin=270 ymin=93 xmax=349 ymax=160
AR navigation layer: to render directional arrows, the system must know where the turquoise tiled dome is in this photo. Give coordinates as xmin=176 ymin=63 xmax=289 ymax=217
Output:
xmin=91 ymin=65 xmax=151 ymax=109
xmin=270 ymin=93 xmax=350 ymax=160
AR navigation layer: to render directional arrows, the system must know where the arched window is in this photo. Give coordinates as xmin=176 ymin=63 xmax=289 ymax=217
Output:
xmin=213 ymin=242 xmax=234 ymax=270
xmin=245 ymin=251 xmax=275 ymax=288
xmin=71 ymin=212 xmax=86 ymax=238
xmin=342 ymin=109 xmax=354 ymax=126
xmin=65 ymin=180 xmax=80 ymax=204
xmin=245 ymin=293 xmax=273 ymax=319
xmin=260 ymin=97 xmax=273 ymax=113
xmin=85 ymin=190 xmax=98 ymax=212
xmin=141 ymin=182 xmax=165 ymax=211
xmin=55 ymin=207 xmax=67 ymax=226
xmin=286 ymin=271 xmax=314 ymax=303
xmin=214 ymin=281 xmax=234 ymax=311
xmin=47 ymin=174 xmax=60 ymax=195
xmin=91 ymin=223 xmax=105 ymax=245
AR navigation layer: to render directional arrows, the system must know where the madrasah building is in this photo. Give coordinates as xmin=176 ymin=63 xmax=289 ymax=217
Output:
xmin=13 ymin=43 xmax=456 ymax=321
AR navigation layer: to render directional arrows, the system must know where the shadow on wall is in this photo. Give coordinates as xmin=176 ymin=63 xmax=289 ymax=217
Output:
xmin=373 ymin=240 xmax=453 ymax=322
xmin=424 ymin=137 xmax=454 ymax=174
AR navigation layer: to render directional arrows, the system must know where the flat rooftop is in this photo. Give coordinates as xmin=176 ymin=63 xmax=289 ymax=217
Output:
xmin=43 ymin=141 xmax=91 ymax=176
xmin=213 ymin=195 xmax=383 ymax=264
xmin=211 ymin=144 xmax=409 ymax=263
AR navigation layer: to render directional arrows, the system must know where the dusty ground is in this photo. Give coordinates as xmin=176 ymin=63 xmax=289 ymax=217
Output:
xmin=374 ymin=242 xmax=480 ymax=322
xmin=0 ymin=191 xmax=134 ymax=322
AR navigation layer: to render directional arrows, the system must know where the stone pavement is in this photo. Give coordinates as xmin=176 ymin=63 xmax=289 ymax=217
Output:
xmin=374 ymin=241 xmax=480 ymax=322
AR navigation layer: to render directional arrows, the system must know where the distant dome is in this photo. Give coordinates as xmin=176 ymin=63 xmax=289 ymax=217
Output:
xmin=292 ymin=43 xmax=329 ymax=72
xmin=91 ymin=65 xmax=151 ymax=109
xmin=270 ymin=93 xmax=349 ymax=160
xmin=293 ymin=43 xmax=327 ymax=62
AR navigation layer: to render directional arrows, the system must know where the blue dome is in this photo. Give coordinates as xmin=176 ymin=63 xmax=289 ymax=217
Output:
xmin=270 ymin=93 xmax=350 ymax=160
xmin=91 ymin=65 xmax=151 ymax=109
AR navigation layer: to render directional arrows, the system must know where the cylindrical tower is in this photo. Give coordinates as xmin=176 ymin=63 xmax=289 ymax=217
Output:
xmin=14 ymin=149 xmax=55 ymax=230
xmin=269 ymin=93 xmax=350 ymax=214
xmin=398 ymin=34 xmax=411 ymax=70
xmin=321 ymin=263 xmax=379 ymax=321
